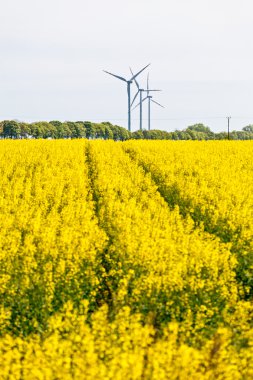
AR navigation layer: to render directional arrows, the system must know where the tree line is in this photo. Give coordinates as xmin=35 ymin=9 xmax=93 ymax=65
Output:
xmin=1 ymin=120 xmax=253 ymax=140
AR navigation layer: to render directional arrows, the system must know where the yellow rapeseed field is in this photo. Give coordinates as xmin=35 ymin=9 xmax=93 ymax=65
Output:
xmin=0 ymin=140 xmax=253 ymax=379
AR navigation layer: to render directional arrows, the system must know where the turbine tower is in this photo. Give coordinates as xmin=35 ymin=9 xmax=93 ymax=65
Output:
xmin=103 ymin=64 xmax=150 ymax=132
xmin=130 ymin=69 xmax=161 ymax=131
xmin=133 ymin=73 xmax=164 ymax=130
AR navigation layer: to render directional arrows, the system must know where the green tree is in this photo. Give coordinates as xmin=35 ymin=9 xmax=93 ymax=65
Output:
xmin=215 ymin=132 xmax=227 ymax=140
xmin=186 ymin=123 xmax=211 ymax=133
xmin=84 ymin=122 xmax=95 ymax=139
xmin=49 ymin=120 xmax=62 ymax=128
xmin=56 ymin=123 xmax=72 ymax=139
xmin=132 ymin=130 xmax=144 ymax=139
xmin=19 ymin=123 xmax=31 ymax=138
xmin=242 ymin=125 xmax=253 ymax=132
xmin=94 ymin=124 xmax=106 ymax=139
xmin=65 ymin=122 xmax=86 ymax=138
xmin=104 ymin=126 xmax=113 ymax=140
xmin=31 ymin=122 xmax=55 ymax=139
xmin=118 ymin=127 xmax=130 ymax=141
xmin=0 ymin=121 xmax=4 ymax=137
xmin=2 ymin=120 xmax=21 ymax=139
xmin=171 ymin=131 xmax=179 ymax=140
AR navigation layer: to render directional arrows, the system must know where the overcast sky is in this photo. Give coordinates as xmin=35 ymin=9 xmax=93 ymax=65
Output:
xmin=1 ymin=0 xmax=253 ymax=132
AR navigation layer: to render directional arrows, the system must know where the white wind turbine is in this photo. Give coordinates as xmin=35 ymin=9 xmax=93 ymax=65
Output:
xmin=132 ymin=73 xmax=164 ymax=130
xmin=103 ymin=64 xmax=150 ymax=132
xmin=130 ymin=69 xmax=161 ymax=131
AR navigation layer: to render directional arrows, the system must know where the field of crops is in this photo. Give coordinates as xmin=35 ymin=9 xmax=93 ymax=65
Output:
xmin=0 ymin=140 xmax=253 ymax=379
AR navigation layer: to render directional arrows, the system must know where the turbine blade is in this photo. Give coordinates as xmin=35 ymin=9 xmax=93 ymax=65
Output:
xmin=130 ymin=67 xmax=140 ymax=89
xmin=130 ymin=63 xmax=150 ymax=81
xmin=147 ymin=73 xmax=149 ymax=95
xmin=151 ymin=99 xmax=165 ymax=108
xmin=143 ymin=89 xmax=161 ymax=92
xmin=103 ymin=70 xmax=127 ymax=82
xmin=132 ymin=102 xmax=140 ymax=110
xmin=131 ymin=90 xmax=140 ymax=107
xmin=132 ymin=96 xmax=148 ymax=110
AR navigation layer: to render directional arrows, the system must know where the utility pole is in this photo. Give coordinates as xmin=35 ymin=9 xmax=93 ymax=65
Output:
xmin=227 ymin=116 xmax=231 ymax=140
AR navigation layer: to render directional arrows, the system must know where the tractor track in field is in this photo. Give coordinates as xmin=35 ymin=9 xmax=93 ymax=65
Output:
xmin=84 ymin=142 xmax=121 ymax=313
xmin=123 ymin=145 xmax=253 ymax=296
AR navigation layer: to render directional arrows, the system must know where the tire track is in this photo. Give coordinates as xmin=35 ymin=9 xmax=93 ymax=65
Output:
xmin=123 ymin=144 xmax=253 ymax=296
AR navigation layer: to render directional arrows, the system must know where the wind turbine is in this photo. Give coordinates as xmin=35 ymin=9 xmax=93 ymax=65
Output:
xmin=130 ymin=69 xmax=161 ymax=131
xmin=133 ymin=73 xmax=164 ymax=130
xmin=103 ymin=64 xmax=150 ymax=132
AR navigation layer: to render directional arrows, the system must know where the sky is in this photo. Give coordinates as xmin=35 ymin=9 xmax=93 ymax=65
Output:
xmin=1 ymin=0 xmax=253 ymax=132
